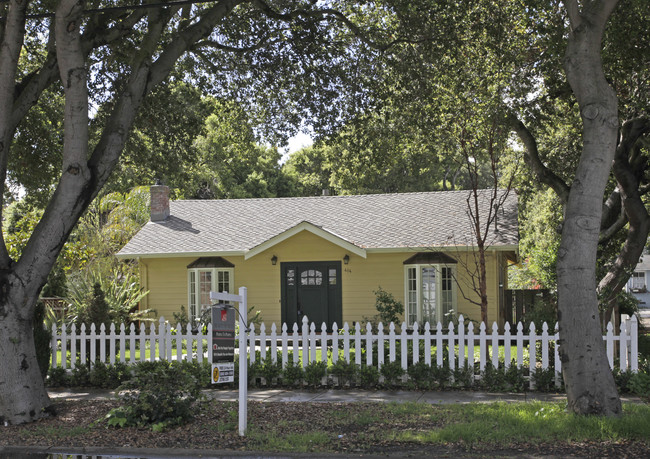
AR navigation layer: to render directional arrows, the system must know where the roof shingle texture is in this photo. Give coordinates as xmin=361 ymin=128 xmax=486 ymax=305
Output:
xmin=118 ymin=190 xmax=518 ymax=257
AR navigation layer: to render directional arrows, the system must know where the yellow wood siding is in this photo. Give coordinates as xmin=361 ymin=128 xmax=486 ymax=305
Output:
xmin=140 ymin=230 xmax=507 ymax=327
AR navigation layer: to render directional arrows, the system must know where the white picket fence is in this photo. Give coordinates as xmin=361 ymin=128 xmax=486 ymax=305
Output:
xmin=51 ymin=315 xmax=639 ymax=387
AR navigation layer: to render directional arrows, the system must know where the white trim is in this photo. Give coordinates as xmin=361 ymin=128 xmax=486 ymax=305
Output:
xmin=404 ymin=263 xmax=457 ymax=327
xmin=187 ymin=267 xmax=235 ymax=323
xmin=244 ymin=221 xmax=367 ymax=260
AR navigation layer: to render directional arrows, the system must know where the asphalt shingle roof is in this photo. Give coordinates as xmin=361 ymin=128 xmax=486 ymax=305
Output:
xmin=117 ymin=189 xmax=518 ymax=258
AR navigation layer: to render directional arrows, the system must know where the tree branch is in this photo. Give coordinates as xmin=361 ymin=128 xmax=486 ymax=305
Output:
xmin=509 ymin=115 xmax=571 ymax=204
xmin=0 ymin=0 xmax=28 ymax=268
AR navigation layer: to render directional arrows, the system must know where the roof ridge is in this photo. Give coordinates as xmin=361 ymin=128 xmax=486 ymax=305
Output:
xmin=172 ymin=189 xmax=514 ymax=203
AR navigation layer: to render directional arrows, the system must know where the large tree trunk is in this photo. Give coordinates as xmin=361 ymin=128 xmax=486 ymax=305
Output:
xmin=0 ymin=279 xmax=52 ymax=425
xmin=558 ymin=0 xmax=621 ymax=416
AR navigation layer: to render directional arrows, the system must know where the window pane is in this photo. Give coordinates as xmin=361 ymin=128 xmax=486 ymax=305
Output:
xmin=329 ymin=268 xmax=337 ymax=285
xmin=199 ymin=271 xmax=212 ymax=319
xmin=300 ymin=269 xmax=323 ymax=286
xmin=189 ymin=271 xmax=197 ymax=324
xmin=441 ymin=267 xmax=454 ymax=322
xmin=287 ymin=269 xmax=295 ymax=286
xmin=421 ymin=267 xmax=436 ymax=325
xmin=407 ymin=267 xmax=417 ymax=325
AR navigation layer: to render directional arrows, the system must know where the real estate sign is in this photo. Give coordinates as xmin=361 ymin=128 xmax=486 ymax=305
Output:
xmin=211 ymin=305 xmax=235 ymax=384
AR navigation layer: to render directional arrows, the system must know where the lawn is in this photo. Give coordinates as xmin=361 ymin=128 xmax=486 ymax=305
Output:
xmin=1 ymin=399 xmax=648 ymax=457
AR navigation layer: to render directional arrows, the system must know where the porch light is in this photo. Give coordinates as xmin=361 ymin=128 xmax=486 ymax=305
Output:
xmin=271 ymin=255 xmax=278 ymax=265
xmin=343 ymin=254 xmax=350 ymax=264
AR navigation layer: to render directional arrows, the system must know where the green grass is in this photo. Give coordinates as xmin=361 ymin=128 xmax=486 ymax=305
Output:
xmin=241 ymin=401 xmax=650 ymax=452
xmin=392 ymin=402 xmax=650 ymax=446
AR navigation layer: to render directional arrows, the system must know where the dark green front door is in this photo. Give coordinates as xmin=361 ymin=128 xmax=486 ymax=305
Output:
xmin=281 ymin=261 xmax=342 ymax=330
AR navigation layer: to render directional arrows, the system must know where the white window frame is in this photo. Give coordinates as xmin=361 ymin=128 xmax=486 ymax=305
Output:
xmin=187 ymin=267 xmax=234 ymax=325
xmin=631 ymin=271 xmax=645 ymax=292
xmin=404 ymin=264 xmax=457 ymax=327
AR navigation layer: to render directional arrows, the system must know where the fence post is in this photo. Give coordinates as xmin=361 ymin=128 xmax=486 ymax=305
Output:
xmin=448 ymin=322 xmax=455 ymax=372
xmin=479 ymin=322 xmax=487 ymax=372
xmin=119 ymin=323 xmax=126 ymax=363
xmin=109 ymin=324 xmax=117 ymax=365
xmin=605 ymin=322 xmax=614 ymax=369
xmin=491 ymin=322 xmax=499 ymax=369
xmin=332 ymin=322 xmax=340 ymax=364
xmin=51 ymin=323 xmax=58 ymax=369
xmin=292 ymin=323 xmax=300 ymax=365
xmin=248 ymin=323 xmax=256 ymax=365
xmin=541 ymin=322 xmax=549 ymax=370
xmin=619 ymin=318 xmax=628 ymax=371
xmin=631 ymin=315 xmax=638 ymax=372
xmin=467 ymin=322 xmax=475 ymax=381
xmin=554 ymin=322 xmax=561 ymax=387
xmin=503 ymin=322 xmax=511 ymax=368
xmin=366 ymin=322 xmax=373 ymax=366
xmin=388 ymin=322 xmax=396 ymax=363
xmin=343 ymin=322 xmax=350 ymax=363
xmin=377 ymin=322 xmax=385 ymax=369
xmin=271 ymin=323 xmax=278 ymax=364
xmin=281 ymin=323 xmax=288 ymax=368
xmin=412 ymin=322 xmax=419 ymax=365
xmin=301 ymin=316 xmax=309 ymax=368
xmin=309 ymin=322 xmax=317 ymax=364
xmin=320 ymin=323 xmax=328 ymax=364
xmin=528 ymin=322 xmax=536 ymax=390
xmin=90 ymin=324 xmax=97 ymax=366
xmin=61 ymin=324 xmax=68 ymax=370
xmin=458 ymin=316 xmax=465 ymax=369
xmin=259 ymin=323 xmax=267 ymax=361
xmin=70 ymin=324 xmax=77 ymax=369
xmin=81 ymin=324 xmax=87 ymax=366
xmin=436 ymin=322 xmax=443 ymax=368
xmin=424 ymin=322 xmax=431 ymax=366
xmin=400 ymin=322 xmax=408 ymax=371
xmin=355 ymin=322 xmax=362 ymax=366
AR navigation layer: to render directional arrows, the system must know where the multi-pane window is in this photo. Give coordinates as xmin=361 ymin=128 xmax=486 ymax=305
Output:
xmin=188 ymin=268 xmax=233 ymax=325
xmin=631 ymin=272 xmax=645 ymax=291
xmin=405 ymin=264 xmax=456 ymax=327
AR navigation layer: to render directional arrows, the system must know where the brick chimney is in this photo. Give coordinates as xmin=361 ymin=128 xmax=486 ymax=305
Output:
xmin=150 ymin=184 xmax=170 ymax=222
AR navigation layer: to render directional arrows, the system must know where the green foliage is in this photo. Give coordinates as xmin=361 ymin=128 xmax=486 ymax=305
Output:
xmin=46 ymin=367 xmax=69 ymax=387
xmin=282 ymin=360 xmax=305 ymax=387
xmin=329 ymin=359 xmax=358 ymax=386
xmin=69 ymin=364 xmax=91 ymax=387
xmin=358 ymin=364 xmax=380 ymax=388
xmin=33 ymin=301 xmax=51 ymax=380
xmin=113 ymin=361 xmax=202 ymax=429
xmin=304 ymin=361 xmax=327 ymax=387
xmin=451 ymin=363 xmax=474 ymax=389
xmin=89 ymin=361 xmax=131 ymax=389
xmin=373 ymin=287 xmax=404 ymax=326
xmin=407 ymin=362 xmax=433 ymax=390
xmin=380 ymin=360 xmax=405 ymax=388
xmin=532 ymin=367 xmax=557 ymax=392
xmin=628 ymin=372 xmax=650 ymax=398
xmin=260 ymin=354 xmax=282 ymax=383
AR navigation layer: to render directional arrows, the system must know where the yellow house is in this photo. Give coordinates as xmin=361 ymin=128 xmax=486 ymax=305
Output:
xmin=117 ymin=186 xmax=518 ymax=329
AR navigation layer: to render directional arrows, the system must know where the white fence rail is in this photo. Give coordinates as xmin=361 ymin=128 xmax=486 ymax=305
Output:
xmin=51 ymin=315 xmax=639 ymax=386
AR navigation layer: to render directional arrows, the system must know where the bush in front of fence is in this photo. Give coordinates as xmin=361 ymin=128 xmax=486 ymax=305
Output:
xmin=46 ymin=355 xmax=649 ymax=398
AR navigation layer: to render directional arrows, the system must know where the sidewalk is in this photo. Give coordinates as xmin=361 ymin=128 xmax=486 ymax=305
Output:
xmin=47 ymin=387 xmax=644 ymax=404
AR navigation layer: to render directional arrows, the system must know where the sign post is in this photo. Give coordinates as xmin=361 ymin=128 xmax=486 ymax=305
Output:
xmin=210 ymin=287 xmax=247 ymax=436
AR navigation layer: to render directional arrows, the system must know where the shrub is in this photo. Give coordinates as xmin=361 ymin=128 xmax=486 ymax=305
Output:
xmin=407 ymin=362 xmax=433 ymax=390
xmin=504 ymin=362 xmax=527 ymax=392
xmin=282 ymin=360 xmax=304 ymax=387
xmin=261 ymin=354 xmax=282 ymax=384
xmin=380 ymin=360 xmax=404 ymax=388
xmin=304 ymin=361 xmax=327 ymax=387
xmin=532 ymin=367 xmax=557 ymax=392
xmin=329 ymin=359 xmax=357 ymax=386
xmin=109 ymin=361 xmax=201 ymax=430
xmin=47 ymin=367 xmax=69 ymax=387
xmin=70 ymin=364 xmax=91 ymax=387
xmin=629 ymin=372 xmax=650 ymax=398
xmin=451 ymin=363 xmax=474 ymax=389
xmin=431 ymin=363 xmax=452 ymax=389
xmin=359 ymin=364 xmax=380 ymax=388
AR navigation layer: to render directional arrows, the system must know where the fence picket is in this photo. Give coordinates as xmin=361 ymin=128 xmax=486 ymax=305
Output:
xmin=49 ymin=316 xmax=638 ymax=388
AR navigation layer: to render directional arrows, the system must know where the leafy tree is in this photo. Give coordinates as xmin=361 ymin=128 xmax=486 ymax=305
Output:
xmin=0 ymin=0 xmax=392 ymax=424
